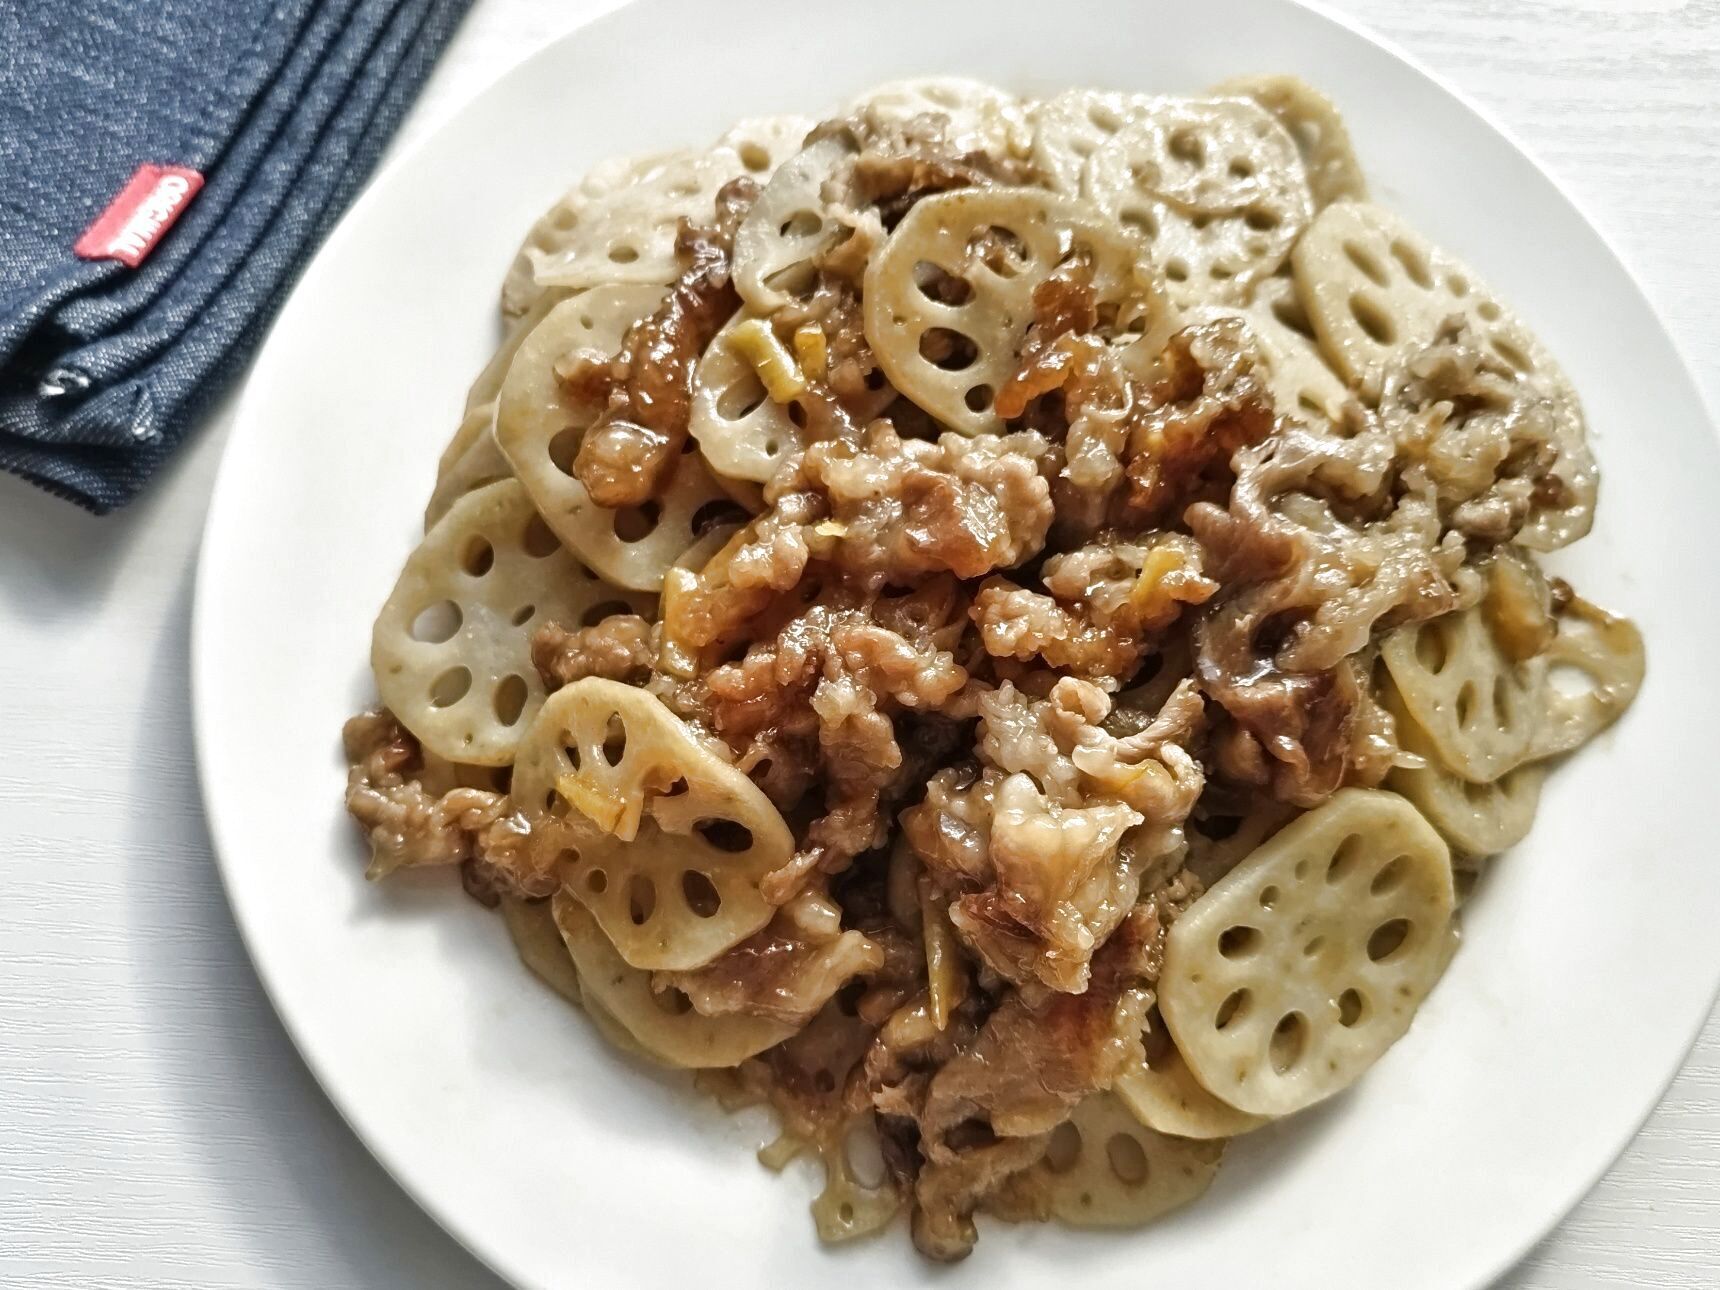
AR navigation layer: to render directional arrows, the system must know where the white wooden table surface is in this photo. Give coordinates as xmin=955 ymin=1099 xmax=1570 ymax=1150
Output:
xmin=2 ymin=0 xmax=1716 ymax=1285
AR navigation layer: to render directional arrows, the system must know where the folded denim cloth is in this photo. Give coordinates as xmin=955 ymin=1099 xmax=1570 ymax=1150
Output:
xmin=0 ymin=0 xmax=474 ymax=512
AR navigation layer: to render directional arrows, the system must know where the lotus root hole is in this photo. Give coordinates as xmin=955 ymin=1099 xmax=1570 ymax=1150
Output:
xmin=1217 ymin=925 xmax=1260 ymax=958
xmin=1168 ymin=127 xmax=1205 ymax=165
xmin=692 ymin=499 xmax=750 ymax=537
xmin=1370 ymin=856 xmax=1408 ymax=895
xmin=970 ymin=225 xmax=1030 ymax=277
xmin=779 ymin=210 xmax=822 ymax=239
xmin=1087 ymin=102 xmax=1123 ymax=132
xmin=1258 ymin=884 xmax=1280 ymax=909
xmin=1229 ymin=157 xmax=1256 ymax=179
xmin=695 ymin=818 xmax=754 ymax=853
xmin=582 ymin=598 xmax=632 ymax=628
xmin=1141 ymin=1021 xmax=1172 ymax=1069
xmin=627 ymin=874 xmax=657 ymax=925
xmin=681 ymin=870 xmax=721 ymax=918
xmin=913 ymin=261 xmax=973 ymax=305
xmin=429 ymin=666 xmax=472 ymax=708
xmin=548 ymin=426 xmax=581 ymax=476
xmin=510 ymin=603 xmax=536 ymax=627
xmin=1123 ymin=209 xmax=1159 ymax=240
xmin=492 ymin=674 xmax=528 ymax=726
xmin=1302 ymin=934 xmax=1326 ymax=957
xmin=844 ymin=1123 xmax=887 ymax=1188
xmin=460 ymin=536 xmax=495 ymax=577
xmin=1342 ymin=239 xmax=1390 ymax=287
xmin=738 ymin=142 xmax=770 ymax=172
xmin=1456 ymin=681 xmax=1478 ymax=727
xmin=1349 ymin=293 xmax=1396 ymax=346
xmin=585 ymin=867 xmax=608 ymax=894
xmin=612 ymin=501 xmax=660 ymax=543
xmin=1338 ymin=989 xmax=1365 ymax=1027
xmin=1271 ymin=292 xmax=1314 ymax=338
xmin=1045 ymin=1121 xmax=1082 ymax=1173
xmin=607 ymin=242 xmax=640 ymax=264
xmin=653 ymin=987 xmax=693 ymax=1015
xmin=410 ymin=600 xmax=462 ymax=643
xmin=1165 ymin=258 xmax=1190 ymax=283
xmin=1106 ymin=1133 xmax=1150 ymax=1186
xmin=1492 ymin=337 xmax=1532 ymax=372
xmin=1548 ymin=661 xmax=1595 ymax=700
xmin=1270 ymin=1013 xmax=1308 ymax=1074
xmin=1214 ymin=988 xmax=1250 ymax=1030
xmin=1390 ymin=239 xmax=1434 ymax=289
xmin=1477 ymin=300 xmax=1504 ymax=322
xmin=1367 ymin=918 xmax=1412 ymax=962
xmin=1326 ymin=834 xmax=1366 ymax=884
xmin=1446 ymin=273 xmax=1470 ymax=297
xmin=716 ymin=370 xmax=766 ymax=421
xmin=1245 ymin=204 xmax=1282 ymax=231
xmin=964 ymin=385 xmax=994 ymax=412
xmin=1415 ymin=622 xmax=1450 ymax=672
xmin=600 ymin=714 xmax=627 ymax=766
xmin=919 ymin=327 xmax=979 ymax=371
xmin=551 ymin=208 xmax=577 ymax=232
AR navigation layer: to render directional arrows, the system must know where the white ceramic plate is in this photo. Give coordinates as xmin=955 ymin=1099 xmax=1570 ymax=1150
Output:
xmin=193 ymin=1 xmax=1720 ymax=1286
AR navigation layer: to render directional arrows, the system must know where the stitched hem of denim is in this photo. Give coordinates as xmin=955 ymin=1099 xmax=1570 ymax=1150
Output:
xmin=54 ymin=0 xmax=372 ymax=340
xmin=0 ymin=2 xmax=328 ymax=369
xmin=44 ymin=0 xmax=439 ymax=400
xmin=1 ymin=0 xmax=476 ymax=509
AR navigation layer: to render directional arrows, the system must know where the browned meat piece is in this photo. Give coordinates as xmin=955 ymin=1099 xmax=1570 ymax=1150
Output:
xmin=904 ymin=680 xmax=1202 ymax=992
xmin=1121 ymin=319 xmax=1278 ymax=523
xmin=572 ymin=176 xmax=759 ymax=507
xmin=968 ymin=577 xmax=1141 ymax=681
xmin=342 ymin=710 xmax=557 ymax=896
xmin=774 ymin=278 xmax=886 ymax=417
xmin=1380 ymin=319 xmax=1564 ymax=544
xmin=343 ymin=711 xmax=499 ymax=874
xmin=530 ymin=614 xmax=655 ymax=689
xmin=786 ymin=422 xmax=1053 ymax=587
xmin=901 ymin=883 xmax=1195 ymax=1259
xmin=694 ymin=582 xmax=972 ymax=903
xmin=736 ymin=1001 xmax=880 ymax=1142
xmin=659 ymin=893 xmax=884 ymax=1026
xmin=1040 ymin=532 xmax=1218 ymax=638
xmin=911 ymin=1134 xmax=1049 ymax=1261
xmin=1195 ymin=591 xmax=1360 ymax=808
xmin=993 ymin=251 xmax=1103 ymax=421
xmin=920 ymin=890 xmax=1190 ymax=1152
xmin=837 ymin=112 xmax=1028 ymax=224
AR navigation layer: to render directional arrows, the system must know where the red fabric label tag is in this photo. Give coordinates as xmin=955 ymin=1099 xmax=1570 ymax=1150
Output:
xmin=73 ymin=164 xmax=204 ymax=267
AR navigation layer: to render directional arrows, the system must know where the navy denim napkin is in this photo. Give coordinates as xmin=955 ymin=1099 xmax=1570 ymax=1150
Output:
xmin=0 ymin=0 xmax=474 ymax=512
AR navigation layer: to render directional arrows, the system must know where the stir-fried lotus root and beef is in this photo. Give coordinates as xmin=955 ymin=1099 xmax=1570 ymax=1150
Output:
xmin=346 ymin=76 xmax=1643 ymax=1258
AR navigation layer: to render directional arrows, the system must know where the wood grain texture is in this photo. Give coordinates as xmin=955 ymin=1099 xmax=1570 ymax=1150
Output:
xmin=1 ymin=1 xmax=1714 ymax=1285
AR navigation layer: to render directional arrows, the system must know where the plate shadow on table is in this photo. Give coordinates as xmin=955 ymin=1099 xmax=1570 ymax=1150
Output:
xmin=125 ymin=558 xmax=506 ymax=1289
